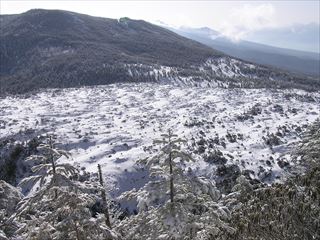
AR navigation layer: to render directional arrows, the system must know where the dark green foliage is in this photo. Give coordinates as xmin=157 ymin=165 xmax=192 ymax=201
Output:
xmin=228 ymin=168 xmax=320 ymax=240
xmin=0 ymin=143 xmax=23 ymax=184
xmin=0 ymin=137 xmax=40 ymax=185
xmin=263 ymin=133 xmax=281 ymax=147
xmin=0 ymin=9 xmax=222 ymax=94
xmin=204 ymin=149 xmax=228 ymax=165
xmin=216 ymin=164 xmax=241 ymax=193
xmin=223 ymin=119 xmax=320 ymax=240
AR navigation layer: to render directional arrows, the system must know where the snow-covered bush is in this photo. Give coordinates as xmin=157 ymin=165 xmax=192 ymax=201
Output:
xmin=18 ymin=135 xmax=77 ymax=196
xmin=15 ymin=186 xmax=118 ymax=240
xmin=225 ymin=119 xmax=320 ymax=240
xmin=9 ymin=136 xmax=119 ymax=239
xmin=0 ymin=181 xmax=23 ymax=239
xmin=117 ymin=188 xmax=233 ymax=240
xmin=116 ymin=130 xmax=232 ymax=239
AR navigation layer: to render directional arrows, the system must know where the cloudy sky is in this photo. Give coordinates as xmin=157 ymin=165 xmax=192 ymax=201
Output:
xmin=1 ymin=1 xmax=319 ymax=51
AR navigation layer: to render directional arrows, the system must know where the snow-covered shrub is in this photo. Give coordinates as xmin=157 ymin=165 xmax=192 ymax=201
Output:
xmin=117 ymin=189 xmax=233 ymax=240
xmin=18 ymin=135 xmax=78 ymax=196
xmin=116 ymin=130 xmax=232 ymax=239
xmin=119 ymin=129 xmax=195 ymax=210
xmin=10 ymin=136 xmax=119 ymax=239
xmin=0 ymin=181 xmax=23 ymax=238
xmin=226 ymin=120 xmax=320 ymax=240
xmin=15 ymin=186 xmax=118 ymax=240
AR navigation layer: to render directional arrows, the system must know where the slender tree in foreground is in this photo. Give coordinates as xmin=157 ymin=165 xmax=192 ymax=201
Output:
xmin=98 ymin=164 xmax=112 ymax=228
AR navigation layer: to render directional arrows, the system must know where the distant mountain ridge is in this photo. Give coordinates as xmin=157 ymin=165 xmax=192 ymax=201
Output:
xmin=244 ymin=23 xmax=320 ymax=53
xmin=0 ymin=9 xmax=319 ymax=94
xmin=170 ymin=26 xmax=320 ymax=77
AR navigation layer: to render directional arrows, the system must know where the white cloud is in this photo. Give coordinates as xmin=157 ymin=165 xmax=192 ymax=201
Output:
xmin=218 ymin=4 xmax=276 ymax=42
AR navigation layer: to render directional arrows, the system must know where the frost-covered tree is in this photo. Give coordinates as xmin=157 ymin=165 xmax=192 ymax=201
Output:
xmin=116 ymin=174 xmax=232 ymax=240
xmin=223 ymin=120 xmax=320 ymax=240
xmin=98 ymin=164 xmax=111 ymax=228
xmin=15 ymin=186 xmax=118 ymax=240
xmin=19 ymin=135 xmax=77 ymax=197
xmin=11 ymin=135 xmax=119 ymax=239
xmin=121 ymin=129 xmax=194 ymax=211
xmin=116 ymin=130 xmax=231 ymax=239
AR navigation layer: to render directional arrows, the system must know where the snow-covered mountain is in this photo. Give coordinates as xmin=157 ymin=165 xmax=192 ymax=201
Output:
xmin=1 ymin=9 xmax=319 ymax=95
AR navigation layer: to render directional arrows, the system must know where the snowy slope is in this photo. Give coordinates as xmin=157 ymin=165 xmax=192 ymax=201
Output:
xmin=125 ymin=57 xmax=259 ymax=84
xmin=1 ymin=9 xmax=319 ymax=95
xmin=0 ymin=84 xmax=319 ymax=196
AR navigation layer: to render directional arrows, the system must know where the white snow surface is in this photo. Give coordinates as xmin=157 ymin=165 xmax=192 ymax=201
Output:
xmin=125 ymin=57 xmax=260 ymax=83
xmin=0 ymin=83 xmax=319 ymax=196
xmin=201 ymin=57 xmax=259 ymax=79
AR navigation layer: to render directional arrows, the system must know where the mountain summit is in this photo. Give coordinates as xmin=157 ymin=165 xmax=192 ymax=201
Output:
xmin=0 ymin=9 xmax=319 ymax=94
xmin=0 ymin=9 xmax=223 ymax=92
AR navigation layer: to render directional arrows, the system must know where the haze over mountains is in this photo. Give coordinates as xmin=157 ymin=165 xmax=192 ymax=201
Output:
xmin=244 ymin=23 xmax=320 ymax=53
xmin=167 ymin=25 xmax=320 ymax=77
xmin=0 ymin=9 xmax=319 ymax=95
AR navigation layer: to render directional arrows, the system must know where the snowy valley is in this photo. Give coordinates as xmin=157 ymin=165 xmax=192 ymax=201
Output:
xmin=1 ymin=83 xmax=319 ymax=195
xmin=1 ymin=83 xmax=320 ymax=239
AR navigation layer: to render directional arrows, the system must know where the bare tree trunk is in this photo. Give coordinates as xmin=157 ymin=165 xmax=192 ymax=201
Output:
xmin=73 ymin=221 xmax=81 ymax=240
xmin=168 ymin=129 xmax=174 ymax=203
xmin=169 ymin=151 xmax=174 ymax=203
xmin=49 ymin=136 xmax=57 ymax=199
xmin=49 ymin=136 xmax=56 ymax=175
xmin=98 ymin=164 xmax=112 ymax=228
